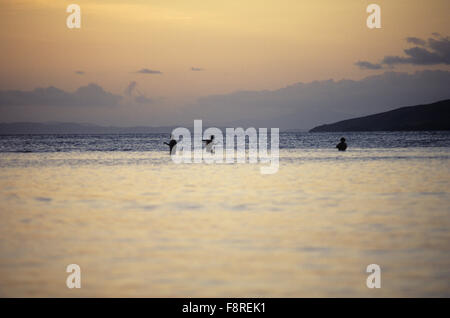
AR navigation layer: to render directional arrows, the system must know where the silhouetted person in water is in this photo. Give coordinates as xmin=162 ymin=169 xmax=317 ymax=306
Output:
xmin=336 ymin=137 xmax=347 ymax=151
xmin=164 ymin=135 xmax=177 ymax=155
xmin=203 ymin=135 xmax=215 ymax=153
xmin=203 ymin=135 xmax=215 ymax=146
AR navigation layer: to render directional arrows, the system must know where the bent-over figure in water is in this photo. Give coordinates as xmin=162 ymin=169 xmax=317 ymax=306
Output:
xmin=203 ymin=135 xmax=215 ymax=153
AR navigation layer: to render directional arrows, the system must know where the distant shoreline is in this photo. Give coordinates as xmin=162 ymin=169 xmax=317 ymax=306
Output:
xmin=1 ymin=130 xmax=449 ymax=136
xmin=0 ymin=123 xmax=311 ymax=135
xmin=0 ymin=122 xmax=175 ymax=135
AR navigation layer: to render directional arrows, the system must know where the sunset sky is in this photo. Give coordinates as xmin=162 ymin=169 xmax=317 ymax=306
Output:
xmin=1 ymin=0 xmax=449 ymax=128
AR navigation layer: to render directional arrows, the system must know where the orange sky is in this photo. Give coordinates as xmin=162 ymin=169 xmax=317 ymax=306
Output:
xmin=0 ymin=0 xmax=449 ymax=126
xmin=1 ymin=0 xmax=448 ymax=94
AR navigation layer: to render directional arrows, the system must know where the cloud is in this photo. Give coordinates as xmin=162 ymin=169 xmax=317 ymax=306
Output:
xmin=125 ymin=81 xmax=137 ymax=97
xmin=75 ymin=70 xmax=85 ymax=75
xmin=123 ymin=81 xmax=153 ymax=103
xmin=0 ymin=83 xmax=122 ymax=107
xmin=135 ymin=95 xmax=153 ymax=103
xmin=354 ymin=61 xmax=383 ymax=70
xmin=2 ymin=72 xmax=449 ymax=129
xmin=185 ymin=70 xmax=450 ymax=129
xmin=191 ymin=67 xmax=204 ymax=71
xmin=136 ymin=68 xmax=162 ymax=74
xmin=359 ymin=34 xmax=450 ymax=69
xmin=406 ymin=37 xmax=426 ymax=46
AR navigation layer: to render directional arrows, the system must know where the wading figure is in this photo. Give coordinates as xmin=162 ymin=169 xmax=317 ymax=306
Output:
xmin=203 ymin=135 xmax=215 ymax=153
xmin=336 ymin=137 xmax=347 ymax=151
xmin=164 ymin=135 xmax=178 ymax=155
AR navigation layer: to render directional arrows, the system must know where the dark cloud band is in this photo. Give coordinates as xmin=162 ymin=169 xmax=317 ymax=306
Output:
xmin=356 ymin=34 xmax=450 ymax=69
xmin=136 ymin=68 xmax=162 ymax=74
xmin=0 ymin=83 xmax=122 ymax=107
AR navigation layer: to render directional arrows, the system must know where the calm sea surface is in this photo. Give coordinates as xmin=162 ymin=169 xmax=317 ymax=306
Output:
xmin=0 ymin=132 xmax=449 ymax=297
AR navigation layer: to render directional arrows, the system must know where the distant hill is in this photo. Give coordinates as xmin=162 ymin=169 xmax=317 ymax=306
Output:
xmin=0 ymin=122 xmax=175 ymax=134
xmin=310 ymin=99 xmax=450 ymax=132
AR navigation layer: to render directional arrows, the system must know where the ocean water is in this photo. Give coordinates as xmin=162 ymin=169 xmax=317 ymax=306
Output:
xmin=0 ymin=132 xmax=449 ymax=297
